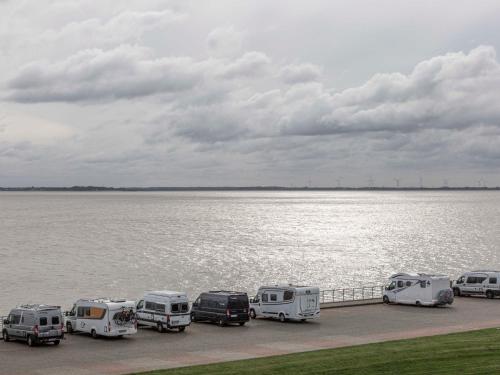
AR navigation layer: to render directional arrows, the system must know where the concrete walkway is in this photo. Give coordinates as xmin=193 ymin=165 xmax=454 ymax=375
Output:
xmin=1 ymin=297 xmax=500 ymax=375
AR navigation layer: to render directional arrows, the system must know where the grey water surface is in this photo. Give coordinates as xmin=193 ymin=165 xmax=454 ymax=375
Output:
xmin=1 ymin=191 xmax=499 ymax=312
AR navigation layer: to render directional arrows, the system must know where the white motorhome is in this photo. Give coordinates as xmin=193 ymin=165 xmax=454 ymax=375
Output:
xmin=453 ymin=270 xmax=500 ymax=299
xmin=65 ymin=298 xmax=137 ymax=338
xmin=136 ymin=291 xmax=190 ymax=332
xmin=249 ymin=285 xmax=320 ymax=322
xmin=383 ymin=273 xmax=454 ymax=307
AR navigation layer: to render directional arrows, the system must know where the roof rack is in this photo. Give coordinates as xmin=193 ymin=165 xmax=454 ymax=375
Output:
xmin=208 ymin=290 xmax=246 ymax=295
xmin=471 ymin=270 xmax=500 ymax=273
xmin=18 ymin=304 xmax=61 ymax=311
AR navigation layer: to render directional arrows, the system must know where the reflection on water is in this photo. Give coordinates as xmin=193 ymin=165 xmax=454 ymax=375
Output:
xmin=1 ymin=191 xmax=499 ymax=311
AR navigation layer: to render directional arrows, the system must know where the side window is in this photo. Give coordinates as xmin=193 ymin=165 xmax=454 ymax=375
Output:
xmin=10 ymin=314 xmax=21 ymax=325
xmin=171 ymin=303 xmax=180 ymax=313
xmin=397 ymin=281 xmax=404 ymax=288
xmin=420 ymin=280 xmax=426 ymax=288
xmin=270 ymin=294 xmax=277 ymax=302
xmin=406 ymin=281 xmax=412 ymax=287
xmin=200 ymin=297 xmax=208 ymax=307
xmin=181 ymin=303 xmax=189 ymax=313
xmin=490 ymin=277 xmax=497 ymax=284
xmin=77 ymin=307 xmax=85 ymax=318
xmin=387 ymin=281 xmax=396 ymax=291
xmin=145 ymin=301 xmax=155 ymax=310
xmin=457 ymin=276 xmax=465 ymax=284
xmin=136 ymin=300 xmax=144 ymax=310
xmin=52 ymin=316 xmax=60 ymax=325
xmin=39 ymin=317 xmax=48 ymax=326
xmin=283 ymin=291 xmax=294 ymax=301
xmin=466 ymin=276 xmax=477 ymax=284
xmin=476 ymin=277 xmax=487 ymax=284
xmin=155 ymin=304 xmax=165 ymax=313
xmin=262 ymin=293 xmax=269 ymax=302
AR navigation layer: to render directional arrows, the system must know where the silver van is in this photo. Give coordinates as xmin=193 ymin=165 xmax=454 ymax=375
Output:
xmin=2 ymin=304 xmax=64 ymax=346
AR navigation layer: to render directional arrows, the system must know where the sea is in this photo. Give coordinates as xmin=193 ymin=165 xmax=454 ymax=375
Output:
xmin=1 ymin=190 xmax=499 ymax=312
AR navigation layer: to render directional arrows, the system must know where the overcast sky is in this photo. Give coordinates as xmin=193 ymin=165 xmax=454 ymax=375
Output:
xmin=1 ymin=0 xmax=500 ymax=187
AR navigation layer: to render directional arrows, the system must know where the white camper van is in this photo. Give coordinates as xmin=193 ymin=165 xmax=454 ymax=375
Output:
xmin=453 ymin=270 xmax=500 ymax=298
xmin=249 ymin=285 xmax=320 ymax=322
xmin=136 ymin=291 xmax=190 ymax=332
xmin=65 ymin=298 xmax=137 ymax=338
xmin=383 ymin=273 xmax=454 ymax=307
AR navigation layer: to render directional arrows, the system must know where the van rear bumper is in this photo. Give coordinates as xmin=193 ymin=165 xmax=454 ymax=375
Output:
xmin=37 ymin=333 xmax=64 ymax=342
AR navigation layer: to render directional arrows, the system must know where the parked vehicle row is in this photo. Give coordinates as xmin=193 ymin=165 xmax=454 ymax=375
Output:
xmin=2 ymin=284 xmax=320 ymax=347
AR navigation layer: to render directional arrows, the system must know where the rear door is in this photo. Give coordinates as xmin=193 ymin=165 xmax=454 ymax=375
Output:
xmin=300 ymin=291 xmax=319 ymax=314
xmin=227 ymin=295 xmax=249 ymax=320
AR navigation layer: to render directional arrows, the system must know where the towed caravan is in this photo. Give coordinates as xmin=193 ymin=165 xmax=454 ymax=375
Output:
xmin=65 ymin=298 xmax=137 ymax=338
xmin=383 ymin=273 xmax=454 ymax=307
xmin=453 ymin=270 xmax=500 ymax=298
xmin=136 ymin=291 xmax=190 ymax=332
xmin=249 ymin=285 xmax=320 ymax=322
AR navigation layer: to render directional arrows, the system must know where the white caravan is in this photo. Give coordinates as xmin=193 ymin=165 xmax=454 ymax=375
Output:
xmin=453 ymin=270 xmax=500 ymax=299
xmin=383 ymin=273 xmax=454 ymax=307
xmin=65 ymin=298 xmax=137 ymax=338
xmin=249 ymin=285 xmax=320 ymax=322
xmin=136 ymin=291 xmax=190 ymax=332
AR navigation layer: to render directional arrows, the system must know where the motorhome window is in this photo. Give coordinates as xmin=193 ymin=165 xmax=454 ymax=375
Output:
xmin=270 ymin=294 xmax=277 ymax=301
xmin=181 ymin=303 xmax=189 ymax=312
xmin=466 ymin=277 xmax=477 ymax=284
xmin=490 ymin=278 xmax=498 ymax=284
xmin=420 ymin=281 xmax=426 ymax=288
xmin=77 ymin=307 xmax=85 ymax=317
xmin=476 ymin=277 xmax=487 ymax=283
xmin=39 ymin=317 xmax=47 ymax=326
xmin=397 ymin=281 xmax=404 ymax=288
xmin=387 ymin=282 xmax=396 ymax=291
xmin=52 ymin=316 xmax=60 ymax=325
xmin=155 ymin=304 xmax=165 ymax=313
xmin=137 ymin=300 xmax=144 ymax=310
xmin=145 ymin=301 xmax=155 ymax=310
xmin=10 ymin=314 xmax=21 ymax=325
xmin=262 ymin=293 xmax=269 ymax=302
xmin=406 ymin=281 xmax=412 ymax=287
xmin=171 ymin=303 xmax=180 ymax=313
xmin=228 ymin=295 xmax=248 ymax=309
xmin=283 ymin=291 xmax=294 ymax=301
xmin=84 ymin=307 xmax=106 ymax=319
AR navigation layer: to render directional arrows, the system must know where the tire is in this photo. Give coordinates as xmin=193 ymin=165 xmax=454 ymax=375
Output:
xmin=383 ymin=295 xmax=390 ymax=304
xmin=91 ymin=329 xmax=98 ymax=339
xmin=157 ymin=322 xmax=164 ymax=333
xmin=301 ymin=319 xmax=306 ymax=322
xmin=279 ymin=313 xmax=286 ymax=323
xmin=416 ymin=301 xmax=421 ymax=307
xmin=486 ymin=290 xmax=494 ymax=299
xmin=27 ymin=335 xmax=36 ymax=347
xmin=453 ymin=288 xmax=461 ymax=297
xmin=178 ymin=326 xmax=186 ymax=332
xmin=66 ymin=322 xmax=73 ymax=334
xmin=53 ymin=340 xmax=60 ymax=346
xmin=2 ymin=330 xmax=10 ymax=342
xmin=239 ymin=322 xmax=245 ymax=326
xmin=218 ymin=318 xmax=225 ymax=327
xmin=249 ymin=309 xmax=256 ymax=319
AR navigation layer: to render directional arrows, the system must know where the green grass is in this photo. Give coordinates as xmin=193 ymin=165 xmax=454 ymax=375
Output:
xmin=135 ymin=328 xmax=500 ymax=375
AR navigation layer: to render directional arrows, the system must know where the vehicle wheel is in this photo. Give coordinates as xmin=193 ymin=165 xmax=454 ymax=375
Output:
xmin=157 ymin=322 xmax=164 ymax=333
xmin=416 ymin=301 xmax=421 ymax=307
xmin=301 ymin=319 xmax=306 ymax=322
xmin=279 ymin=313 xmax=286 ymax=323
xmin=249 ymin=309 xmax=256 ymax=319
xmin=178 ymin=326 xmax=186 ymax=332
xmin=218 ymin=318 xmax=225 ymax=327
xmin=66 ymin=322 xmax=73 ymax=334
xmin=383 ymin=295 xmax=390 ymax=304
xmin=486 ymin=290 xmax=494 ymax=299
xmin=2 ymin=330 xmax=10 ymax=342
xmin=53 ymin=340 xmax=60 ymax=346
xmin=453 ymin=288 xmax=461 ymax=297
xmin=91 ymin=329 xmax=98 ymax=339
xmin=27 ymin=335 xmax=36 ymax=347
xmin=239 ymin=322 xmax=245 ymax=326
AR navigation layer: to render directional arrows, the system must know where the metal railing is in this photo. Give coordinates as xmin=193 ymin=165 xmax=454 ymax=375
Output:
xmin=320 ymin=285 xmax=385 ymax=304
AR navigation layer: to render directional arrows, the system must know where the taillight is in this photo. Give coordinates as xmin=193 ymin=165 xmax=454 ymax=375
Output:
xmin=34 ymin=325 xmax=39 ymax=336
xmin=226 ymin=309 xmax=231 ymax=317
xmin=108 ymin=322 xmax=111 ymax=332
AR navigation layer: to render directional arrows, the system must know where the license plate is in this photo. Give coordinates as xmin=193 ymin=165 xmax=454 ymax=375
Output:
xmin=171 ymin=320 xmax=179 ymax=325
xmin=231 ymin=314 xmax=237 ymax=318
xmin=119 ymin=330 xmax=126 ymax=333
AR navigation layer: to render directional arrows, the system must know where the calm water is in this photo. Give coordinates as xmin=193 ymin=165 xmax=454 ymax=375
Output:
xmin=1 ymin=191 xmax=499 ymax=312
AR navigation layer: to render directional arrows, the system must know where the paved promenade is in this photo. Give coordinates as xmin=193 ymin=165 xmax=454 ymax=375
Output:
xmin=1 ymin=297 xmax=500 ymax=375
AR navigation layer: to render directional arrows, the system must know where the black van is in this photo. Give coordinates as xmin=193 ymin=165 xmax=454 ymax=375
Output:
xmin=191 ymin=291 xmax=250 ymax=326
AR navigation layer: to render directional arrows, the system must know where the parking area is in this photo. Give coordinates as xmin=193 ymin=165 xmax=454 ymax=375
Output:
xmin=2 ymin=297 xmax=500 ymax=375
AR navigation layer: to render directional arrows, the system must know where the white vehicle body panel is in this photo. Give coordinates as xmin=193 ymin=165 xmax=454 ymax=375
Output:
xmin=384 ymin=273 xmax=453 ymax=306
xmin=249 ymin=285 xmax=320 ymax=321
xmin=453 ymin=271 xmax=500 ymax=297
xmin=136 ymin=291 xmax=191 ymax=329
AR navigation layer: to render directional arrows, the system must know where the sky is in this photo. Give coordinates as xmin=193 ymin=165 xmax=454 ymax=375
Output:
xmin=1 ymin=0 xmax=500 ymax=187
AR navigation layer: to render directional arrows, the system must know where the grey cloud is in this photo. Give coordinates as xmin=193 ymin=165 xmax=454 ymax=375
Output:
xmin=280 ymin=63 xmax=322 ymax=84
xmin=218 ymin=51 xmax=271 ymax=79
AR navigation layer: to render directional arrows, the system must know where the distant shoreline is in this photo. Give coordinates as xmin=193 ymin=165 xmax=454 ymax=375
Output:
xmin=0 ymin=186 xmax=498 ymax=192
